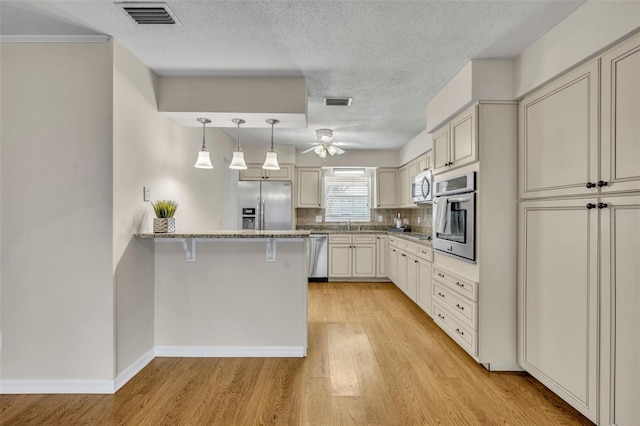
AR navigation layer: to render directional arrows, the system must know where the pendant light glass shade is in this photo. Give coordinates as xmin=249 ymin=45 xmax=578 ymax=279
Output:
xmin=262 ymin=119 xmax=281 ymax=170
xmin=229 ymin=118 xmax=248 ymax=170
xmin=194 ymin=118 xmax=213 ymax=169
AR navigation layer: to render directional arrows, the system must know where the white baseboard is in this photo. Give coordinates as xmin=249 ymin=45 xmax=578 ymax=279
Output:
xmin=155 ymin=345 xmax=306 ymax=357
xmin=0 ymin=379 xmax=114 ymax=394
xmin=114 ymin=348 xmax=155 ymax=392
xmin=0 ymin=345 xmax=306 ymax=394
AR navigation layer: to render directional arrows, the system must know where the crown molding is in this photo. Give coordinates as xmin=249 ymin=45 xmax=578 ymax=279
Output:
xmin=0 ymin=35 xmax=111 ymax=43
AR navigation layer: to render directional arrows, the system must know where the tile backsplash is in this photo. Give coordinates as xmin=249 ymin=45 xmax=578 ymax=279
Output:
xmin=296 ymin=205 xmax=433 ymax=234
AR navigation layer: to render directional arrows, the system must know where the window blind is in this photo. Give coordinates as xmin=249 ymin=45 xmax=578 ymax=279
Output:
xmin=324 ymin=175 xmax=371 ymax=222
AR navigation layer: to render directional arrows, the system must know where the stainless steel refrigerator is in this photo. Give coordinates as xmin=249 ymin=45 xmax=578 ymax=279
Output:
xmin=238 ymin=181 xmax=292 ymax=230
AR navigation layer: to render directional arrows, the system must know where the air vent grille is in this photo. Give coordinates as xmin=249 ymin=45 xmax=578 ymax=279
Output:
xmin=324 ymin=97 xmax=353 ymax=107
xmin=115 ymin=2 xmax=180 ymax=25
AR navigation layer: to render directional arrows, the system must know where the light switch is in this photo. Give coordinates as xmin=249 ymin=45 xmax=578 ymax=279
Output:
xmin=315 ymin=215 xmax=323 ymax=223
xmin=143 ymin=186 xmax=151 ymax=202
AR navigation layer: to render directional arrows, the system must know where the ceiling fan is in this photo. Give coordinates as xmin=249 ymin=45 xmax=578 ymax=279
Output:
xmin=301 ymin=129 xmax=359 ymax=158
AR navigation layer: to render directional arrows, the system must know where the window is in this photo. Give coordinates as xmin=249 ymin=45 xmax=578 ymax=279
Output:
xmin=324 ymin=172 xmax=371 ymax=222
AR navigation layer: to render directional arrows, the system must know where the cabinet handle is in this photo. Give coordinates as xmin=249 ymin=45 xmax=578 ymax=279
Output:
xmin=586 ymin=203 xmax=597 ymax=209
xmin=598 ymin=203 xmax=609 ymax=209
xmin=455 ymin=328 xmax=465 ymax=336
xmin=438 ymin=313 xmax=445 ymax=320
xmin=401 ymin=254 xmax=406 ymax=257
xmin=455 ymin=282 xmax=464 ymax=287
xmin=415 ymin=260 xmax=418 ymax=264
xmin=438 ymin=292 xmax=445 ymax=298
xmin=455 ymin=304 xmax=465 ymax=310
xmin=586 ymin=182 xmax=596 ymax=188
xmin=438 ymin=273 xmax=445 ymax=278
xmin=598 ymin=180 xmax=609 ymax=187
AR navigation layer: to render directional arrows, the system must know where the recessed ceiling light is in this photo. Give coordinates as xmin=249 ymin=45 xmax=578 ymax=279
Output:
xmin=115 ymin=2 xmax=181 ymax=25
xmin=323 ymin=97 xmax=352 ymax=107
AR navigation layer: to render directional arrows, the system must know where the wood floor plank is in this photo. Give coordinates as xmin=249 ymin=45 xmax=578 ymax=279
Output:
xmin=0 ymin=282 xmax=593 ymax=425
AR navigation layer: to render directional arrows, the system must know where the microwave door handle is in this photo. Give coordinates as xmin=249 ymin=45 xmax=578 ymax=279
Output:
xmin=446 ymin=196 xmax=472 ymax=203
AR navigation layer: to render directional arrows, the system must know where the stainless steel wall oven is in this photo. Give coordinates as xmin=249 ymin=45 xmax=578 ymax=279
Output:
xmin=432 ymin=172 xmax=476 ymax=262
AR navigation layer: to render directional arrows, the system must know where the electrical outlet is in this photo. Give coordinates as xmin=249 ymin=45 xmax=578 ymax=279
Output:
xmin=143 ymin=186 xmax=151 ymax=202
xmin=378 ymin=215 xmax=383 ymax=222
xmin=417 ymin=216 xmax=421 ymax=224
xmin=315 ymin=215 xmax=323 ymax=223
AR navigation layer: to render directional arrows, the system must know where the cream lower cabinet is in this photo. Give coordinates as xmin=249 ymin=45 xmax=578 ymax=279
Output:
xmin=387 ymin=243 xmax=398 ymax=283
xmin=518 ymin=198 xmax=599 ymax=422
xmin=376 ymin=234 xmax=388 ymax=277
xmin=600 ymin=195 xmax=640 ymax=425
xmin=328 ymin=234 xmax=376 ymax=279
xmin=405 ymin=252 xmax=418 ymax=301
xmin=432 ymin=265 xmax=478 ymax=358
xmin=416 ymin=248 xmax=433 ymax=316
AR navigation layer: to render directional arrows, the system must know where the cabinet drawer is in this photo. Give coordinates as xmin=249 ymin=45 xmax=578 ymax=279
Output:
xmin=353 ymin=234 xmax=376 ymax=244
xmin=404 ymin=241 xmax=419 ymax=255
xmin=329 ymin=234 xmax=351 ymax=244
xmin=433 ymin=266 xmax=478 ymax=301
xmin=432 ymin=300 xmax=477 ymax=357
xmin=388 ymin=236 xmax=399 ymax=247
xmin=433 ymin=281 xmax=477 ymax=329
xmin=416 ymin=246 xmax=433 ymax=262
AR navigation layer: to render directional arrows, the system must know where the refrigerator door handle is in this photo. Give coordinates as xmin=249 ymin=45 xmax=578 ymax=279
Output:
xmin=261 ymin=198 xmax=265 ymax=230
xmin=256 ymin=197 xmax=261 ymax=230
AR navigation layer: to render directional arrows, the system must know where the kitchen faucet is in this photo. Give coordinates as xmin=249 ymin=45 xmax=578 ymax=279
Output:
xmin=347 ymin=219 xmax=352 ymax=231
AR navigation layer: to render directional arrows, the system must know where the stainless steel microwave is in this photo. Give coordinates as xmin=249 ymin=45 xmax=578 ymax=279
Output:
xmin=412 ymin=170 xmax=433 ymax=203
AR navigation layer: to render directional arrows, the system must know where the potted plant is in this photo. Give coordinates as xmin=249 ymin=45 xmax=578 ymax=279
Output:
xmin=151 ymin=200 xmax=178 ymax=233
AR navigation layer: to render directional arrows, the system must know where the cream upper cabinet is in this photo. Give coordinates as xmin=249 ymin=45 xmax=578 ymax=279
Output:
xmin=375 ymin=168 xmax=397 ymax=208
xmin=376 ymin=234 xmax=387 ymax=278
xmin=432 ymin=105 xmax=477 ymax=175
xmin=397 ymin=164 xmax=411 ymax=207
xmin=600 ymin=195 xmax=640 ymax=426
xmin=240 ymin=164 xmax=293 ymax=181
xmin=518 ymin=198 xmax=599 ymax=422
xmin=425 ymin=150 xmax=433 ymax=171
xmin=416 ymin=153 xmax=428 ymax=173
xmin=601 ymin=33 xmax=640 ymax=194
xmin=296 ymin=167 xmax=322 ymax=208
xmin=518 ymin=60 xmax=599 ymax=199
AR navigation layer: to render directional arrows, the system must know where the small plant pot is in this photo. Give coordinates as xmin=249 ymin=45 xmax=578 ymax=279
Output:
xmin=154 ymin=217 xmax=175 ymax=233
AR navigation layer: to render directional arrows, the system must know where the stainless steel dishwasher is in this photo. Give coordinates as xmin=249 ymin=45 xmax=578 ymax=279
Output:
xmin=308 ymin=234 xmax=328 ymax=281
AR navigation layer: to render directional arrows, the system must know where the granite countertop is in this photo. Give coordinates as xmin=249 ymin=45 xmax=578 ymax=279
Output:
xmin=135 ymin=230 xmax=310 ymax=239
xmin=306 ymin=229 xmax=433 ymax=247
xmin=390 ymin=232 xmax=433 ymax=247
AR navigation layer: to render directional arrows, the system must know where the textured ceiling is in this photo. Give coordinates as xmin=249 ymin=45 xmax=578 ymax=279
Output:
xmin=0 ymin=0 xmax=584 ymax=150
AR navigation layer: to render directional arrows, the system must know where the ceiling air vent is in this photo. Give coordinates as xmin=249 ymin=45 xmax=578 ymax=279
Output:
xmin=323 ymin=97 xmax=353 ymax=107
xmin=115 ymin=2 xmax=181 ymax=25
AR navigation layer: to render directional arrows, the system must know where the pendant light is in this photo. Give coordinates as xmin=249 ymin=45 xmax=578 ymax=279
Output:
xmin=262 ymin=118 xmax=280 ymax=170
xmin=194 ymin=118 xmax=213 ymax=169
xmin=229 ymin=118 xmax=248 ymax=170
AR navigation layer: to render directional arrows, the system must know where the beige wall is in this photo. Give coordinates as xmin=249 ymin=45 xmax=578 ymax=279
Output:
xmin=0 ymin=41 xmax=115 ymax=379
xmin=112 ymin=41 xmax=237 ymax=375
xmin=399 ymin=129 xmax=432 ymax=166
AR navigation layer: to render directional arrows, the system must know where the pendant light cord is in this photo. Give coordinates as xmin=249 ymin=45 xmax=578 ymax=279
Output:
xmin=201 ymin=122 xmax=207 ymax=150
xmin=270 ymin=122 xmax=275 ymax=150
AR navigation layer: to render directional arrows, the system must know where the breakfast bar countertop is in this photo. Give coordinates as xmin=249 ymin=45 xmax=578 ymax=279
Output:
xmin=135 ymin=230 xmax=311 ymax=239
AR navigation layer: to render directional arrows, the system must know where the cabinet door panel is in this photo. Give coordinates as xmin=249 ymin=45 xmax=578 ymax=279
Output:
xmin=396 ymin=252 xmax=407 ymax=292
xmin=518 ymin=198 xmax=598 ymax=421
xmin=601 ymin=196 xmax=640 ymax=425
xmin=601 ymin=34 xmax=640 ymax=193
xmin=267 ymin=165 xmax=292 ymax=180
xmin=353 ymin=244 xmax=376 ymax=277
xmin=519 ymin=61 xmax=599 ymax=199
xmin=450 ymin=105 xmax=477 ymax=168
xmin=329 ymin=245 xmax=351 ymax=277
xmin=417 ymin=259 xmax=432 ymax=315
xmin=240 ymin=164 xmax=265 ymax=180
xmin=296 ymin=168 xmax=322 ymax=207
xmin=397 ymin=165 xmax=410 ymax=207
xmin=388 ymin=246 xmax=398 ymax=283
xmin=376 ymin=169 xmax=398 ymax=208
xmin=376 ymin=235 xmax=387 ymax=278
xmin=405 ymin=254 xmax=418 ymax=301
xmin=432 ymin=126 xmax=450 ymax=174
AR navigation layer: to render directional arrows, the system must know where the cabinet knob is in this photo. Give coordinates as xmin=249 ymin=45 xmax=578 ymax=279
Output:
xmin=598 ymin=180 xmax=609 ymax=187
xmin=455 ymin=304 xmax=464 ymax=310
xmin=586 ymin=203 xmax=597 ymax=209
xmin=415 ymin=260 xmax=418 ymax=264
xmin=598 ymin=202 xmax=609 ymax=209
xmin=586 ymin=182 xmax=596 ymax=188
xmin=455 ymin=282 xmax=464 ymax=287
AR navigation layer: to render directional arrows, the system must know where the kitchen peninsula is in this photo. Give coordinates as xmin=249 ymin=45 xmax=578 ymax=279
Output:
xmin=135 ymin=230 xmax=310 ymax=357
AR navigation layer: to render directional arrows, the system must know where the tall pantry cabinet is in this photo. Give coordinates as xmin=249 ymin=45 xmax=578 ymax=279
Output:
xmin=518 ymin=32 xmax=640 ymax=425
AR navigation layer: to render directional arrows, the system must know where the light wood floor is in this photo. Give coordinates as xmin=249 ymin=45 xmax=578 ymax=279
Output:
xmin=1 ymin=282 xmax=592 ymax=425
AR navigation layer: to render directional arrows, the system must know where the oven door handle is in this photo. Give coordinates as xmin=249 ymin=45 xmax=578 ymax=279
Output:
xmin=444 ymin=196 xmax=472 ymax=203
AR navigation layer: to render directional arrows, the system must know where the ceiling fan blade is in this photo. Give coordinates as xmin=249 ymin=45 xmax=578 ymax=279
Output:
xmin=334 ymin=141 xmax=361 ymax=147
xmin=334 ymin=146 xmax=346 ymax=154
xmin=301 ymin=146 xmax=317 ymax=154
